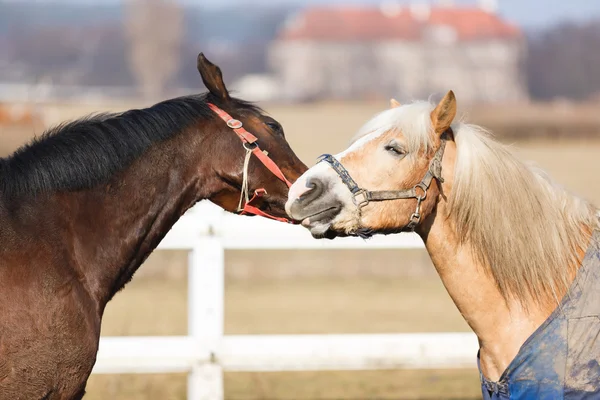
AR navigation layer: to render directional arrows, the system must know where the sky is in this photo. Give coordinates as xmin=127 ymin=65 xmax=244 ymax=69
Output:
xmin=214 ymin=0 xmax=600 ymax=28
xmin=2 ymin=0 xmax=600 ymax=29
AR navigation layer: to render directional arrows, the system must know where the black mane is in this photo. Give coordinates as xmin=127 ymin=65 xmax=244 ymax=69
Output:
xmin=0 ymin=93 xmax=261 ymax=198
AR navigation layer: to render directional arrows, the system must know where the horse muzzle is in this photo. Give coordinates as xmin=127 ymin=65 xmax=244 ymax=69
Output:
xmin=286 ymin=175 xmax=343 ymax=232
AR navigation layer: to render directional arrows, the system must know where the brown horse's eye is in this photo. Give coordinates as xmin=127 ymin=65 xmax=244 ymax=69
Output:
xmin=266 ymin=120 xmax=283 ymax=135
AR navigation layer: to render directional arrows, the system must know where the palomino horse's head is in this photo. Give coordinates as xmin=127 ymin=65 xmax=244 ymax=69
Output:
xmin=286 ymin=91 xmax=457 ymax=237
xmin=196 ymin=53 xmax=307 ymax=220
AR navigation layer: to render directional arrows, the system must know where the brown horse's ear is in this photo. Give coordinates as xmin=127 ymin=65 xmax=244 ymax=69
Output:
xmin=431 ymin=90 xmax=457 ymax=135
xmin=390 ymin=98 xmax=401 ymax=108
xmin=197 ymin=52 xmax=230 ymax=101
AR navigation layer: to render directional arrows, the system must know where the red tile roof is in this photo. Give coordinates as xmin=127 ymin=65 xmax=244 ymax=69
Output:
xmin=278 ymin=6 xmax=521 ymax=42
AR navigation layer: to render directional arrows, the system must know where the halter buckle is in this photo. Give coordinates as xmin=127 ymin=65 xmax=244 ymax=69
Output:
xmin=227 ymin=119 xmax=243 ymax=129
xmin=353 ymin=189 xmax=369 ymax=209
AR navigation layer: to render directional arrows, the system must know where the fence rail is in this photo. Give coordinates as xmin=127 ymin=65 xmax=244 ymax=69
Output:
xmin=91 ymin=202 xmax=477 ymax=400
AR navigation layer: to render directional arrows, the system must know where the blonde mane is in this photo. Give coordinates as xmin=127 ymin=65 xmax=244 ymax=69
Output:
xmin=451 ymin=122 xmax=598 ymax=306
xmin=356 ymin=101 xmax=600 ymax=306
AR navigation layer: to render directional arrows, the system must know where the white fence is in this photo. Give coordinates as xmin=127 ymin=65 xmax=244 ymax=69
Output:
xmin=91 ymin=202 xmax=479 ymax=400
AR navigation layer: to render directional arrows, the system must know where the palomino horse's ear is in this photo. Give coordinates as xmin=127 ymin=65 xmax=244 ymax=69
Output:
xmin=431 ymin=90 xmax=457 ymax=135
xmin=197 ymin=52 xmax=231 ymax=101
xmin=390 ymin=98 xmax=401 ymax=108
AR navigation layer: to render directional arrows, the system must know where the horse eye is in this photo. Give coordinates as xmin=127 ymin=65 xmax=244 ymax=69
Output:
xmin=385 ymin=145 xmax=405 ymax=156
xmin=266 ymin=121 xmax=283 ymax=135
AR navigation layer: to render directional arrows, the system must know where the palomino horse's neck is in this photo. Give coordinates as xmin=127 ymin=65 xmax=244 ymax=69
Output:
xmin=418 ymin=212 xmax=549 ymax=381
xmin=57 ymin=126 xmax=218 ymax=310
xmin=415 ymin=143 xmax=586 ymax=381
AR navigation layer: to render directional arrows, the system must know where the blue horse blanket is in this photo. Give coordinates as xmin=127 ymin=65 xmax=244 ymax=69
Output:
xmin=479 ymin=230 xmax=600 ymax=399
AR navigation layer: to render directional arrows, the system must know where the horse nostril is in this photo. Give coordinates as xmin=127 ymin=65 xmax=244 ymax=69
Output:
xmin=299 ymin=177 xmax=324 ymax=204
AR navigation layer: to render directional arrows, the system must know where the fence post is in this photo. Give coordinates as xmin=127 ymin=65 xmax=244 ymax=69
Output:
xmin=187 ymin=231 xmax=225 ymax=400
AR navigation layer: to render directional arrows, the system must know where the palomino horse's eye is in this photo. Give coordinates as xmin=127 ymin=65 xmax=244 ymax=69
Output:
xmin=384 ymin=144 xmax=405 ymax=157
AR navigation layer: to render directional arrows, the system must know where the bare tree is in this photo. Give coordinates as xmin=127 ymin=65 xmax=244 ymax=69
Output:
xmin=527 ymin=19 xmax=600 ymax=101
xmin=124 ymin=0 xmax=183 ymax=99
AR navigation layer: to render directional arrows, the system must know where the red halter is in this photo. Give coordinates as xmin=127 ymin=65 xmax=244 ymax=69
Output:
xmin=207 ymin=103 xmax=295 ymax=224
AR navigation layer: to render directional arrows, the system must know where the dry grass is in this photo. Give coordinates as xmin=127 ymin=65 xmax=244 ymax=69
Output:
xmin=85 ymin=276 xmax=479 ymax=400
xmin=97 ymin=277 xmax=470 ymax=337
xmin=85 ymin=369 xmax=481 ymax=400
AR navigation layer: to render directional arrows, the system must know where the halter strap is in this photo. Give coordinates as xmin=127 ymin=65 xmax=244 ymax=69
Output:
xmin=318 ymin=139 xmax=446 ymax=231
xmin=207 ymin=103 xmax=259 ymax=144
xmin=207 ymin=103 xmax=294 ymax=223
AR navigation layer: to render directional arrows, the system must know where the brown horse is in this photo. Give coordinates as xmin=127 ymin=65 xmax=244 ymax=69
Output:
xmin=0 ymin=53 xmax=307 ymax=400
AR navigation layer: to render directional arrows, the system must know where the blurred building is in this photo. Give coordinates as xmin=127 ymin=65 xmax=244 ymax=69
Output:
xmin=268 ymin=2 xmax=528 ymax=103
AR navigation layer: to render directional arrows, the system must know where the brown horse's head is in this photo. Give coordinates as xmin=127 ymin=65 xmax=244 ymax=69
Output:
xmin=196 ymin=53 xmax=307 ymax=219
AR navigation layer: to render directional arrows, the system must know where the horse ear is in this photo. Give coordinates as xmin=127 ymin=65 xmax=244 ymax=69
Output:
xmin=197 ymin=52 xmax=231 ymax=101
xmin=431 ymin=90 xmax=457 ymax=135
xmin=390 ymin=98 xmax=401 ymax=108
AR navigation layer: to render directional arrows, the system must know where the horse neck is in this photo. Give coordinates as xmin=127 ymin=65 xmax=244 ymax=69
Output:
xmin=417 ymin=194 xmax=556 ymax=381
xmin=58 ymin=129 xmax=221 ymax=310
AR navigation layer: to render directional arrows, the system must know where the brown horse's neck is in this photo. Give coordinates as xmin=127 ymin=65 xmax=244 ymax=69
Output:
xmin=54 ymin=129 xmax=222 ymax=311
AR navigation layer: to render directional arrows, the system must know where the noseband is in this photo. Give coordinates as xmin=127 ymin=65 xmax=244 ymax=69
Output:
xmin=318 ymin=139 xmax=446 ymax=231
xmin=207 ymin=103 xmax=295 ymax=224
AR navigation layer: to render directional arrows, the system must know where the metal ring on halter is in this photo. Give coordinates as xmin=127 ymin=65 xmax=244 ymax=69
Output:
xmin=227 ymin=119 xmax=243 ymax=129
xmin=243 ymin=141 xmax=258 ymax=151
xmin=415 ymin=183 xmax=428 ymax=200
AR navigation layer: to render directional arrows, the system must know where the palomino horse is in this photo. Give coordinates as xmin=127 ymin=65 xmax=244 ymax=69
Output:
xmin=286 ymin=91 xmax=600 ymax=399
xmin=0 ymin=53 xmax=307 ymax=400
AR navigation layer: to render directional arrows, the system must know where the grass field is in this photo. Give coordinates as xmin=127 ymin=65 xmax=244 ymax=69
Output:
xmin=84 ymin=276 xmax=480 ymax=400
xmin=1 ymin=100 xmax=600 ymax=399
